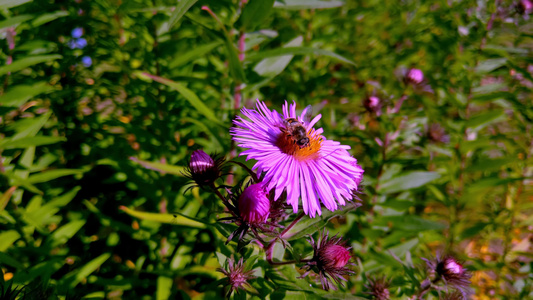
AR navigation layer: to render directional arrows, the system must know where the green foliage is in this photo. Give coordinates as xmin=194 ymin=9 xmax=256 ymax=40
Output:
xmin=0 ymin=0 xmax=531 ymax=299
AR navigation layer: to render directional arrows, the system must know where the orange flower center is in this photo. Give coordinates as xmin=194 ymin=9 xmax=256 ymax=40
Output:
xmin=275 ymin=128 xmax=322 ymax=160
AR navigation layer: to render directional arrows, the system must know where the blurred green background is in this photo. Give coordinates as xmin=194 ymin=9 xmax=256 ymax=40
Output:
xmin=0 ymin=0 xmax=532 ymax=299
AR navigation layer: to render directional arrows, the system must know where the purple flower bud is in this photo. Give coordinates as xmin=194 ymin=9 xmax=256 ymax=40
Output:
xmin=363 ymin=96 xmax=382 ymax=115
xmin=238 ymin=183 xmax=270 ymax=225
xmin=321 ymin=244 xmax=351 ymax=268
xmin=365 ymin=277 xmax=391 ymax=300
xmin=406 ymin=68 xmax=424 ymax=85
xmin=71 ymin=27 xmax=83 ymax=38
xmin=300 ymin=231 xmax=355 ymax=291
xmin=517 ymin=0 xmax=533 ymax=14
xmin=424 ymin=254 xmax=473 ymax=297
xmin=185 ymin=150 xmax=224 ymax=187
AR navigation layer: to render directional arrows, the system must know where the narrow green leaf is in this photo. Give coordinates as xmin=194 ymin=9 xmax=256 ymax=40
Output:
xmin=283 ymin=203 xmax=358 ymax=241
xmin=226 ymin=40 xmax=246 ymax=82
xmin=0 ymin=252 xmax=25 ymax=269
xmin=475 ymin=58 xmax=507 ymax=74
xmin=465 ymin=157 xmax=517 ymax=173
xmin=376 ymin=216 xmax=447 ymax=231
xmin=239 ymin=0 xmax=275 ymax=30
xmin=466 ymin=110 xmax=505 ymax=131
xmin=274 ymin=0 xmax=344 ymax=10
xmin=0 ymin=230 xmax=20 ymax=251
xmin=0 ymin=0 xmax=32 ymax=9
xmin=156 ymin=276 xmax=173 ymax=300
xmin=31 ymin=11 xmax=69 ymax=27
xmin=0 ymin=136 xmax=66 ymax=150
xmin=46 ymin=220 xmax=86 ymax=248
xmin=378 ymin=171 xmax=441 ymax=194
xmin=119 ymin=206 xmax=206 ymax=229
xmin=0 ymin=15 xmax=33 ymax=30
xmin=27 ymin=169 xmax=84 ymax=184
xmin=246 ymin=46 xmax=355 ymax=66
xmin=67 ymin=253 xmax=112 ymax=288
xmin=0 ymin=55 xmax=62 ymax=76
xmin=130 ymin=157 xmax=186 ymax=176
xmin=168 ymin=0 xmax=198 ymax=30
xmin=168 ymin=41 xmax=223 ymax=69
xmin=253 ymin=36 xmax=303 ymax=77
xmin=142 ymin=73 xmax=222 ymax=124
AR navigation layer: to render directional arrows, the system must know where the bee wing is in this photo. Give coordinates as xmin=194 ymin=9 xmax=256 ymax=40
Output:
xmin=301 ymin=105 xmax=313 ymax=124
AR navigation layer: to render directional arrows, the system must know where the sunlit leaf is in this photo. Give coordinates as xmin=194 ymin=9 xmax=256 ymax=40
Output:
xmin=119 ymin=206 xmax=207 ymax=229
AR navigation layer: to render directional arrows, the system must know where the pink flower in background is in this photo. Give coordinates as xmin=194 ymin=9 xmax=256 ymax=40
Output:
xmin=231 ymin=101 xmax=364 ymax=218
xmin=406 ymin=68 xmax=424 ymax=85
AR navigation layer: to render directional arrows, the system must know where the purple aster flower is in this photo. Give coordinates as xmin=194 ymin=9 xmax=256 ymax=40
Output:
xmin=517 ymin=0 xmax=533 ymax=14
xmin=231 ymin=101 xmax=364 ymax=218
xmin=300 ymin=230 xmax=355 ymax=291
xmin=217 ymin=257 xmax=256 ymax=296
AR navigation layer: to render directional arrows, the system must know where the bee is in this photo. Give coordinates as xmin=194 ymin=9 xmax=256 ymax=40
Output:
xmin=282 ymin=105 xmax=313 ymax=148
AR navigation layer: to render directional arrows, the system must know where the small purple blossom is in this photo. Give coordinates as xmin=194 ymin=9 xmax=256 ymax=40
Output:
xmin=217 ymin=257 xmax=256 ymax=296
xmin=71 ymin=27 xmax=83 ymax=38
xmin=81 ymin=56 xmax=92 ymax=67
xmin=406 ymin=68 xmax=424 ymax=85
xmin=238 ymin=183 xmax=270 ymax=225
xmin=517 ymin=0 xmax=533 ymax=14
xmin=363 ymin=96 xmax=382 ymax=116
xmin=231 ymin=101 xmax=364 ymax=217
xmin=68 ymin=38 xmax=87 ymax=49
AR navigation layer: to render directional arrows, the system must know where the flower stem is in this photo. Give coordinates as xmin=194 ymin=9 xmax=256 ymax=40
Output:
xmin=281 ymin=212 xmax=305 ymax=238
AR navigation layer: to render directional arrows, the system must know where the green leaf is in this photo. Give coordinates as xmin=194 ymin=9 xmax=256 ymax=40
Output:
xmin=141 ymin=73 xmax=222 ymax=124
xmin=246 ymin=46 xmax=355 ymax=66
xmin=225 ymin=40 xmax=246 ymax=82
xmin=253 ymin=36 xmax=303 ymax=77
xmin=239 ymin=0 xmax=275 ymax=30
xmin=375 ymin=215 xmax=447 ymax=231
xmin=156 ymin=276 xmax=173 ymax=300
xmin=0 ymin=82 xmax=55 ymax=107
xmin=465 ymin=157 xmax=517 ymax=173
xmin=119 ymin=206 xmax=207 ymax=229
xmin=0 ymin=0 xmax=32 ymax=9
xmin=27 ymin=169 xmax=84 ymax=184
xmin=0 ymin=14 xmax=33 ymax=30
xmin=0 ymin=230 xmax=20 ymax=251
xmin=274 ymin=0 xmax=344 ymax=10
xmin=475 ymin=58 xmax=507 ymax=74
xmin=130 ymin=157 xmax=186 ymax=176
xmin=0 ymin=55 xmax=62 ymax=76
xmin=46 ymin=220 xmax=86 ymax=248
xmin=0 ymin=252 xmax=25 ymax=269
xmin=31 ymin=11 xmax=69 ymax=27
xmin=168 ymin=0 xmax=198 ymax=31
xmin=378 ymin=171 xmax=441 ymax=194
xmin=466 ymin=110 xmax=505 ymax=131
xmin=283 ymin=203 xmax=358 ymax=241
xmin=0 ymin=136 xmax=66 ymax=150
xmin=64 ymin=253 xmax=112 ymax=288
xmin=168 ymin=41 xmax=223 ymax=69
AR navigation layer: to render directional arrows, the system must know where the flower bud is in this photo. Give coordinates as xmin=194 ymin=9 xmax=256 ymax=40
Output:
xmin=186 ymin=150 xmax=222 ymax=187
xmin=321 ymin=244 xmax=351 ymax=268
xmin=363 ymin=96 xmax=382 ymax=115
xmin=365 ymin=277 xmax=391 ymax=300
xmin=217 ymin=257 xmax=256 ymax=296
xmin=517 ymin=0 xmax=533 ymax=14
xmin=406 ymin=68 xmax=424 ymax=85
xmin=238 ymin=183 xmax=270 ymax=224
xmin=437 ymin=257 xmax=465 ymax=279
